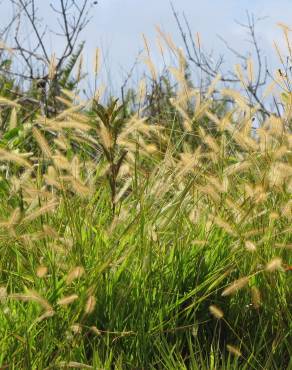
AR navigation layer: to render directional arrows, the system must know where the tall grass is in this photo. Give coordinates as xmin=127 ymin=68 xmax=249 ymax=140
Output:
xmin=0 ymin=28 xmax=291 ymax=369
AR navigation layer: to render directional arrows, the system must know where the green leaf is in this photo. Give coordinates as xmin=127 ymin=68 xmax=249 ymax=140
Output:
xmin=3 ymin=127 xmax=20 ymax=140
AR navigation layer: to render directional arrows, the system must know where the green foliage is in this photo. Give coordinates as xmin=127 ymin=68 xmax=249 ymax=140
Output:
xmin=58 ymin=42 xmax=86 ymax=91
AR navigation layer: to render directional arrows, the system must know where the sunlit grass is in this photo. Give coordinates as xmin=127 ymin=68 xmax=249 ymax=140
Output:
xmin=0 ymin=28 xmax=291 ymax=369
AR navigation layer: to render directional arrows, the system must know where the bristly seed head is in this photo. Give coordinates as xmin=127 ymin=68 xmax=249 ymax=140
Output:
xmin=209 ymin=304 xmax=224 ymax=319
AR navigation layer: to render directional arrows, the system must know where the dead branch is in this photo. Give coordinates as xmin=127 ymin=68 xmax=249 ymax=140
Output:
xmin=171 ymin=3 xmax=272 ymax=117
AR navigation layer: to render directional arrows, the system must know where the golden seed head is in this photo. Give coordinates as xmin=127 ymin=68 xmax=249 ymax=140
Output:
xmin=226 ymin=344 xmax=242 ymax=357
xmin=85 ymin=295 xmax=96 ymax=315
xmin=66 ymin=266 xmax=85 ymax=285
xmin=251 ymin=286 xmax=261 ymax=309
xmin=222 ymin=277 xmax=249 ymax=296
xmin=245 ymin=240 xmax=256 ymax=252
xmin=209 ymin=304 xmax=224 ymax=319
xmin=36 ymin=265 xmax=48 ymax=278
xmin=57 ymin=294 xmax=79 ymax=306
xmin=265 ymin=257 xmax=282 ymax=272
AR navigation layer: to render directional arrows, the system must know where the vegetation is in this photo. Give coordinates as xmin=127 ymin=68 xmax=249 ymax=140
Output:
xmin=0 ymin=3 xmax=291 ymax=369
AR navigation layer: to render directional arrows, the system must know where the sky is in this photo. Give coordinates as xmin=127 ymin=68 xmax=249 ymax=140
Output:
xmin=0 ymin=0 xmax=292 ymax=94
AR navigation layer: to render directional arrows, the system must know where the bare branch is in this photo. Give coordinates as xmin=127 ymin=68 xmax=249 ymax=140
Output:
xmin=171 ymin=4 xmax=272 ymax=117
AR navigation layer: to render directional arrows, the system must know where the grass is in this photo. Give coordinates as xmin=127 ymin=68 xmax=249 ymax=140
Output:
xmin=0 ymin=31 xmax=291 ymax=369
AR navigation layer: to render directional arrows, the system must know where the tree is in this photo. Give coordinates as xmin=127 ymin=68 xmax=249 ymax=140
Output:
xmin=171 ymin=3 xmax=275 ymax=119
xmin=0 ymin=0 xmax=95 ymax=116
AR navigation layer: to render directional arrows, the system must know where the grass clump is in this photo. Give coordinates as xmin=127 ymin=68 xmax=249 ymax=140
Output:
xmin=0 ymin=28 xmax=291 ymax=370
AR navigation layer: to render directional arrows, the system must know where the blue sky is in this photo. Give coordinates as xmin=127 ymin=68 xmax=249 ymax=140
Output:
xmin=0 ymin=0 xmax=291 ymax=93
xmin=85 ymin=0 xmax=292 ymax=91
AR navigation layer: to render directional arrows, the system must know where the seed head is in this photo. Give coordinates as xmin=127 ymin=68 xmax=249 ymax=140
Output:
xmin=209 ymin=304 xmax=224 ymax=319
